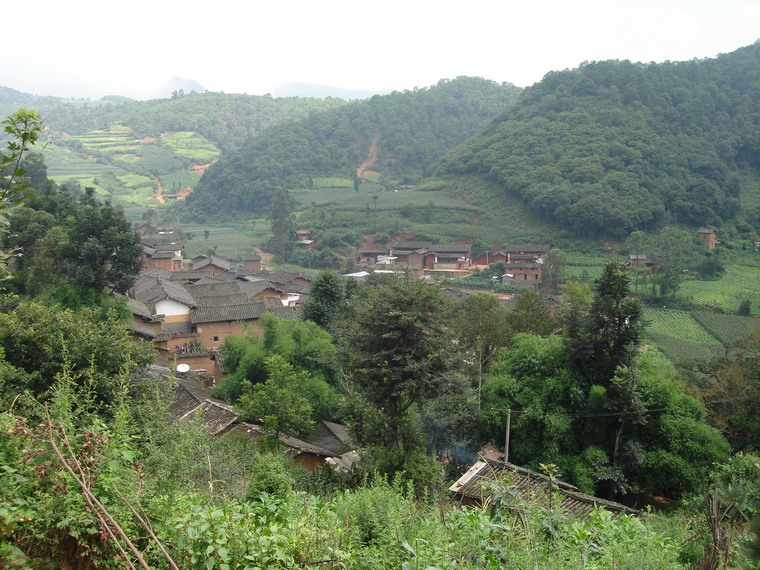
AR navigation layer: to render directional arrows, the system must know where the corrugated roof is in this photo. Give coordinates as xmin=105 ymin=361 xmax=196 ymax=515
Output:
xmin=450 ymin=459 xmax=640 ymax=518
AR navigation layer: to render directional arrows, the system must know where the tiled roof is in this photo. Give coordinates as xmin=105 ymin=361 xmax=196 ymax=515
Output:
xmin=306 ymin=420 xmax=354 ymax=455
xmin=193 ymin=255 xmax=233 ymax=271
xmin=190 ymin=303 xmax=268 ymax=324
xmin=393 ymin=241 xmax=432 ymax=250
xmin=267 ymin=270 xmax=309 ymax=285
xmin=167 ymin=270 xmax=214 ymax=281
xmin=125 ymin=322 xmax=157 ymax=338
xmin=225 ymin=423 xmax=335 ymax=457
xmin=505 ymin=244 xmax=550 ymax=253
xmin=504 ymin=262 xmax=541 ymax=269
xmin=127 ymin=297 xmax=156 ymax=320
xmin=450 ymin=459 xmax=640 ymax=518
xmin=430 ymin=244 xmax=472 ymax=254
xmin=133 ymin=276 xmax=197 ymax=307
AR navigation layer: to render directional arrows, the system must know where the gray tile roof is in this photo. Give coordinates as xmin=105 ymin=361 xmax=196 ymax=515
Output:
xmin=450 ymin=459 xmax=640 ymax=518
xmin=393 ymin=241 xmax=433 ymax=251
xmin=505 ymin=244 xmax=550 ymax=253
xmin=133 ymin=276 xmax=197 ymax=307
xmin=193 ymin=255 xmax=233 ymax=272
xmin=431 ymin=244 xmax=472 ymax=254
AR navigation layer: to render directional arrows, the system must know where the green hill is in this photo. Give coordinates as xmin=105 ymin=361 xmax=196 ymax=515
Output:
xmin=435 ymin=42 xmax=760 ymax=238
xmin=179 ymin=77 xmax=522 ymax=221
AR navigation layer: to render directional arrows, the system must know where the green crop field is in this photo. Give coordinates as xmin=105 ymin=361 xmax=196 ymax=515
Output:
xmin=643 ymin=309 xmax=720 ymax=343
xmin=679 ymin=264 xmax=760 ymax=314
xmin=645 ymin=332 xmax=724 ymax=365
xmin=691 ymin=311 xmax=760 ymax=345
xmin=162 ymin=132 xmax=220 ymax=163
xmin=313 ymin=176 xmax=353 ymax=188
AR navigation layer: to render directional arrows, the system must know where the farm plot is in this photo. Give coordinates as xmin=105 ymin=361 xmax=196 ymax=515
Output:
xmin=691 ymin=311 xmax=760 ymax=345
xmin=645 ymin=332 xmax=725 ymax=365
xmin=679 ymin=265 xmax=760 ymax=314
xmin=644 ymin=309 xmax=720 ymax=343
xmin=162 ymin=132 xmax=220 ymax=163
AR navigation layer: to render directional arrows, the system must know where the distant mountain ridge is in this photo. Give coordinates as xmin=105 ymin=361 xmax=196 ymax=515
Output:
xmin=272 ymin=83 xmax=391 ymax=100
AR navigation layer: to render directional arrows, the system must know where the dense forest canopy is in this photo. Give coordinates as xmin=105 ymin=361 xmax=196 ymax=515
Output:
xmin=179 ymin=77 xmax=522 ymax=221
xmin=435 ymin=42 xmax=760 ymax=237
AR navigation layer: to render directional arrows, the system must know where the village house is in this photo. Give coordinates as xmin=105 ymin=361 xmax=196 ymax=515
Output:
xmin=450 ymin=458 xmax=640 ymax=518
xmin=126 ymin=270 xmax=307 ymax=379
xmin=628 ymin=254 xmax=656 ymax=273
xmin=239 ymin=255 xmax=262 ymax=274
xmin=169 ymin=377 xmax=357 ymax=471
xmin=192 ymin=255 xmax=234 ymax=277
xmin=505 ymin=244 xmax=550 ymax=263
xmin=358 ymin=249 xmax=388 ymax=265
xmin=142 ymin=240 xmax=184 ymax=272
xmin=502 ymin=261 xmax=543 ymax=290
xmin=698 ymin=228 xmax=717 ymax=249
xmin=472 ymin=248 xmax=508 ymax=267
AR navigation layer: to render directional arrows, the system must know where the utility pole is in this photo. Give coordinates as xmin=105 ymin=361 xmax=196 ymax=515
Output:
xmin=491 ymin=408 xmax=526 ymax=465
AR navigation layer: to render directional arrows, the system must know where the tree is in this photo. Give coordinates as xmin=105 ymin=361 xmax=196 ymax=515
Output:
xmin=1 ymin=110 xmax=44 ymax=280
xmin=302 ymin=270 xmax=346 ymax=331
xmin=268 ymin=188 xmax=293 ymax=260
xmin=0 ymin=302 xmax=154 ymax=410
xmin=542 ymin=248 xmax=567 ymax=293
xmin=566 ymin=262 xmax=643 ymax=386
xmin=509 ymin=291 xmax=555 ymax=337
xmin=236 ymin=355 xmax=315 ymax=438
xmin=342 ymin=278 xmax=455 ymax=452
xmin=59 ymin=199 xmax=144 ymax=294
xmin=451 ymin=292 xmax=511 ymax=408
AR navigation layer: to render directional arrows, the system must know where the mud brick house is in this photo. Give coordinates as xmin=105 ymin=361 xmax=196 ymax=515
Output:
xmin=503 ymin=262 xmax=543 ymax=289
xmin=142 ymin=240 xmax=184 ymax=272
xmin=425 ymin=244 xmax=472 ymax=270
xmin=472 ymin=248 xmax=508 ymax=266
xmin=698 ymin=228 xmax=717 ymax=249
xmin=190 ymin=297 xmax=299 ymax=348
xmin=358 ymin=249 xmax=388 ymax=265
xmin=127 ymin=272 xmax=304 ymax=378
xmin=504 ymin=244 xmax=550 ymax=263
xmin=240 ymin=255 xmax=262 ymax=273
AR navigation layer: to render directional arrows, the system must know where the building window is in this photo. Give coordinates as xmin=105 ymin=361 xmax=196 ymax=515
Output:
xmin=213 ymin=336 xmax=219 ymax=342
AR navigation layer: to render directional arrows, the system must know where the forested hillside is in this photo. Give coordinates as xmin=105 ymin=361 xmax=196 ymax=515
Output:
xmin=0 ymin=88 xmax=346 ymax=154
xmin=180 ymin=77 xmax=522 ymax=221
xmin=435 ymin=42 xmax=760 ymax=238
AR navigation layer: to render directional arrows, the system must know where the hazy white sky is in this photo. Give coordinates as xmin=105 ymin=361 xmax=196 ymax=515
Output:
xmin=2 ymin=0 xmax=758 ymax=100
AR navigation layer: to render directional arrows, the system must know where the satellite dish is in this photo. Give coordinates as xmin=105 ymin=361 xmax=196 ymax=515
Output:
xmin=176 ymin=364 xmax=190 ymax=373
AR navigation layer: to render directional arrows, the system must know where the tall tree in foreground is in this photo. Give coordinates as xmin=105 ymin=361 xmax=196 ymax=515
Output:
xmin=1 ymin=110 xmax=43 ymax=281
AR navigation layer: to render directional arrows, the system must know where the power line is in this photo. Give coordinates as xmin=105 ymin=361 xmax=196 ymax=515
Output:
xmin=491 ymin=393 xmax=759 ymax=420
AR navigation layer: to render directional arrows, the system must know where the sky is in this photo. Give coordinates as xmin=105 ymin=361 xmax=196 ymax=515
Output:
xmin=2 ymin=0 xmax=759 ymax=100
